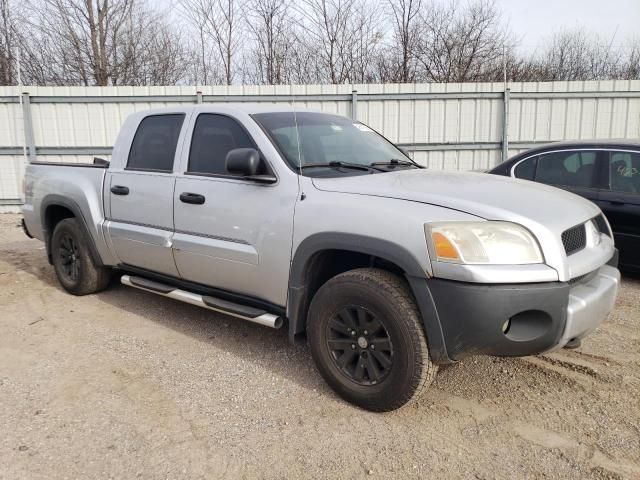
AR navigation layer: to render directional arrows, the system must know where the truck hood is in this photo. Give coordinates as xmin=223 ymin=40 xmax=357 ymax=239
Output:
xmin=311 ymin=169 xmax=601 ymax=234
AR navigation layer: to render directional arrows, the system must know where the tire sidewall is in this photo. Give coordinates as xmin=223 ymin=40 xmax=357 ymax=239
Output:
xmin=51 ymin=219 xmax=92 ymax=294
xmin=308 ymin=274 xmax=423 ymax=408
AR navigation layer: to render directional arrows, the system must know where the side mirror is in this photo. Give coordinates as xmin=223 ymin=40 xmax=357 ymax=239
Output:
xmin=93 ymin=157 xmax=110 ymax=167
xmin=225 ymin=148 xmax=277 ymax=184
xmin=226 ymin=148 xmax=260 ymax=176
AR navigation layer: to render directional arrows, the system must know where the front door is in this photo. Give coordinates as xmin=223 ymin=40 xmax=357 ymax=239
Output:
xmin=172 ymin=113 xmax=297 ymax=306
xmin=107 ymin=113 xmax=186 ymax=276
xmin=533 ymin=149 xmax=602 ymax=203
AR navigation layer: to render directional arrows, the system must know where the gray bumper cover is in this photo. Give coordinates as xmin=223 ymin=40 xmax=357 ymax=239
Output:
xmin=550 ymin=264 xmax=620 ymax=350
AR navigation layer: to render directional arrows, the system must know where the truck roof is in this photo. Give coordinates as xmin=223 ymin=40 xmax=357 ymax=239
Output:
xmin=138 ymin=104 xmax=327 ymax=116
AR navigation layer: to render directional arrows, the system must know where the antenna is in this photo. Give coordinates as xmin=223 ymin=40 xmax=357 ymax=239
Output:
xmin=291 ymin=89 xmax=305 ymax=200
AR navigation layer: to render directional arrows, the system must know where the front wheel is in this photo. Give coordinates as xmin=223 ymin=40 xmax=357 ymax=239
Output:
xmin=307 ymin=268 xmax=437 ymax=412
xmin=51 ymin=218 xmax=111 ymax=295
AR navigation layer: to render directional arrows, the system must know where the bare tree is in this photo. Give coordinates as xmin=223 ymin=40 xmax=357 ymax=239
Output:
xmin=113 ymin=10 xmax=191 ymax=85
xmin=5 ymin=0 xmax=640 ymax=86
xmin=18 ymin=0 xmax=188 ymax=86
xmin=385 ymin=0 xmax=421 ymax=82
xmin=343 ymin=2 xmax=384 ymax=83
xmin=414 ymin=0 xmax=513 ymax=82
xmin=180 ymin=0 xmax=242 ymax=85
xmin=295 ymin=0 xmax=380 ymax=84
xmin=0 ymin=0 xmax=14 ymax=85
xmin=37 ymin=0 xmax=135 ymax=85
xmin=243 ymin=0 xmax=295 ymax=84
xmin=531 ymin=28 xmax=625 ymax=81
xmin=179 ymin=0 xmax=217 ymax=84
xmin=0 ymin=0 xmax=19 ymax=85
xmin=620 ymin=37 xmax=640 ymax=80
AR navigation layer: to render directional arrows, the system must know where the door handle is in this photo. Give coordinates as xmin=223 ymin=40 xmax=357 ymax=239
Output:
xmin=179 ymin=192 xmax=206 ymax=205
xmin=110 ymin=185 xmax=129 ymax=195
xmin=608 ymin=200 xmax=625 ymax=206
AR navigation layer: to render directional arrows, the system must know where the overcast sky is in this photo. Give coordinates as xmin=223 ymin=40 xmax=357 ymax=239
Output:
xmin=495 ymin=0 xmax=639 ymax=52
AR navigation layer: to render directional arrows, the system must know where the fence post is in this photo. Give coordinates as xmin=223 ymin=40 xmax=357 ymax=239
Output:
xmin=21 ymin=92 xmax=36 ymax=163
xmin=501 ymin=88 xmax=510 ymax=162
xmin=196 ymin=91 xmax=203 ymax=104
xmin=351 ymin=89 xmax=358 ymax=119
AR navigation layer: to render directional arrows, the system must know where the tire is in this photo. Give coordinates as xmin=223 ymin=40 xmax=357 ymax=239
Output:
xmin=307 ymin=268 xmax=437 ymax=412
xmin=51 ymin=218 xmax=111 ymax=295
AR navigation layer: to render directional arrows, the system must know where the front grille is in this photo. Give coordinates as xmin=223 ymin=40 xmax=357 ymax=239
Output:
xmin=594 ymin=214 xmax=611 ymax=237
xmin=562 ymin=224 xmax=586 ymax=255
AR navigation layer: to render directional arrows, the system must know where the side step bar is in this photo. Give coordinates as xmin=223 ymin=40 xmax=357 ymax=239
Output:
xmin=121 ymin=275 xmax=283 ymax=329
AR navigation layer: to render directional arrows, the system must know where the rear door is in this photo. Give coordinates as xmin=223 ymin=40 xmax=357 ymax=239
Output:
xmin=106 ymin=113 xmax=187 ymax=276
xmin=595 ymin=150 xmax=640 ymax=270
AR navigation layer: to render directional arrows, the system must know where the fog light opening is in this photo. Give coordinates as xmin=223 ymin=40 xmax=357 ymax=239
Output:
xmin=503 ymin=310 xmax=552 ymax=342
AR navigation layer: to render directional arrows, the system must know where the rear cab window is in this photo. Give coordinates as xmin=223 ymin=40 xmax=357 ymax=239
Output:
xmin=127 ymin=114 xmax=185 ymax=172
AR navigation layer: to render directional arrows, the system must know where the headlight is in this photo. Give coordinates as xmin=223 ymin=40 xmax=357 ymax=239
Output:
xmin=425 ymin=221 xmax=543 ymax=265
xmin=585 ymin=219 xmax=602 ymax=247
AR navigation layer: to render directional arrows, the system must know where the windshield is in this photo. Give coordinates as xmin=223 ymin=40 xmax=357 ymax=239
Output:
xmin=252 ymin=112 xmax=413 ymax=175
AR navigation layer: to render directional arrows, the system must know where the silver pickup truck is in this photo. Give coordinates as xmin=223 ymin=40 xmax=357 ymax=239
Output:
xmin=22 ymin=105 xmax=620 ymax=411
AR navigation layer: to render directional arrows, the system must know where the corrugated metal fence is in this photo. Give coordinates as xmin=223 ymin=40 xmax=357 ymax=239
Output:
xmin=1 ymin=80 xmax=640 ymax=211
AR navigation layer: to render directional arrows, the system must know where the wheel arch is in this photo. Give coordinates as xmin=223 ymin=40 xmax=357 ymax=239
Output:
xmin=41 ymin=195 xmax=103 ymax=267
xmin=287 ymin=232 xmax=450 ymax=363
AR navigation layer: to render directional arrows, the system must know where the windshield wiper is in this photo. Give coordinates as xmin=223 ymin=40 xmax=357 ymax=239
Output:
xmin=301 ymin=161 xmax=382 ymax=172
xmin=371 ymin=158 xmax=424 ymax=169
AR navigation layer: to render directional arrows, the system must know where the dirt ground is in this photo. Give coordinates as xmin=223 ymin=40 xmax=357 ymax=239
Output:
xmin=0 ymin=214 xmax=639 ymax=479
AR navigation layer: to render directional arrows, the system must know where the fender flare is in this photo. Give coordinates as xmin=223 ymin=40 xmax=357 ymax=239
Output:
xmin=40 ymin=194 xmax=104 ymax=267
xmin=287 ymin=232 xmax=451 ymax=363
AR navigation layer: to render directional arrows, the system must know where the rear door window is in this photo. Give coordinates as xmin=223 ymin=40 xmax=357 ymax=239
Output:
xmin=127 ymin=114 xmax=185 ymax=172
xmin=513 ymin=156 xmax=537 ymax=180
xmin=188 ymin=114 xmax=256 ymax=175
xmin=609 ymin=151 xmax=640 ymax=194
xmin=535 ymin=150 xmax=597 ymax=188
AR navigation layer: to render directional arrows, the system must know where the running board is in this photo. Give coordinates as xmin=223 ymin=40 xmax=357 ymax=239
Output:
xmin=120 ymin=275 xmax=283 ymax=329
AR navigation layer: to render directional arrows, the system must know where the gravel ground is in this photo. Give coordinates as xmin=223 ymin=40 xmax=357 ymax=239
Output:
xmin=0 ymin=213 xmax=639 ymax=479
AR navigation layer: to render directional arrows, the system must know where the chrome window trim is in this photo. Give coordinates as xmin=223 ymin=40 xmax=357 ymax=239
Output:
xmin=509 ymin=147 xmax=640 ymax=179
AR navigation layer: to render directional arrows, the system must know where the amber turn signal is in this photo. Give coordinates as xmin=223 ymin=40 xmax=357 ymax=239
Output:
xmin=431 ymin=232 xmax=459 ymax=260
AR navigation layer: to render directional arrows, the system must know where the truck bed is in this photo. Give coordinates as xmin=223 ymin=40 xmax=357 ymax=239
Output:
xmin=22 ymin=161 xmax=109 ymax=251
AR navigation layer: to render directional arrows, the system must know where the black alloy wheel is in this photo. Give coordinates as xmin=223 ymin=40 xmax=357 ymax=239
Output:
xmin=58 ymin=233 xmax=81 ymax=282
xmin=51 ymin=218 xmax=111 ymax=295
xmin=307 ymin=268 xmax=437 ymax=411
xmin=326 ymin=306 xmax=394 ymax=385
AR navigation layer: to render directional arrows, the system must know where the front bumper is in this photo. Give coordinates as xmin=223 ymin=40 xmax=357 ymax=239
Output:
xmin=551 ymin=264 xmax=620 ymax=350
xmin=410 ymin=261 xmax=620 ymax=363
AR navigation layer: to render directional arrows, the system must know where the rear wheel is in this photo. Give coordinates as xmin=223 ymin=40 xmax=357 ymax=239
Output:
xmin=307 ymin=268 xmax=437 ymax=411
xmin=51 ymin=218 xmax=111 ymax=295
